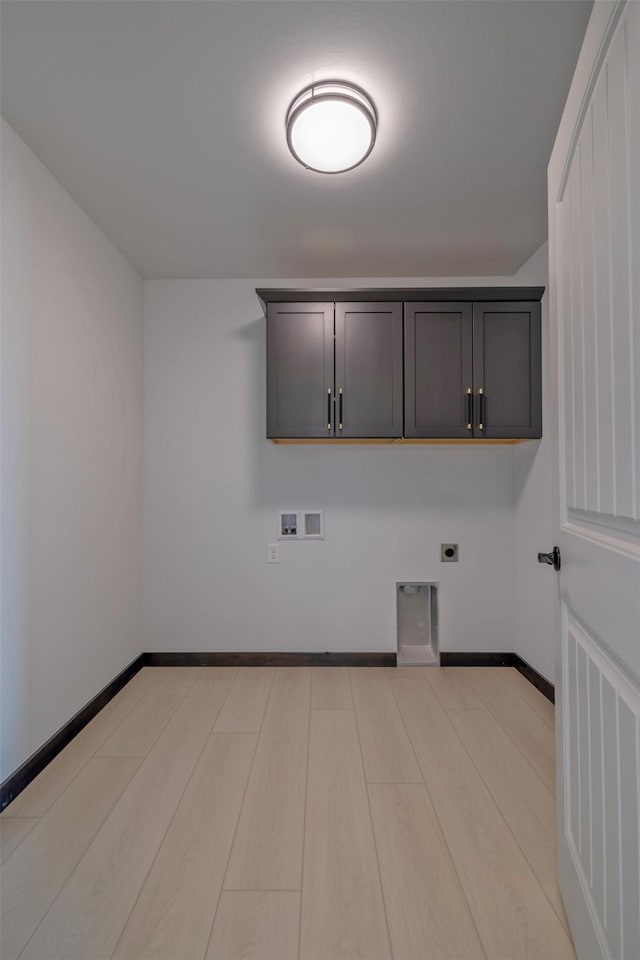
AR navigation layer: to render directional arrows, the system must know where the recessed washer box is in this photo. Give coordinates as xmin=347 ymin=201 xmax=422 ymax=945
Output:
xmin=396 ymin=582 xmax=439 ymax=667
xmin=277 ymin=510 xmax=325 ymax=540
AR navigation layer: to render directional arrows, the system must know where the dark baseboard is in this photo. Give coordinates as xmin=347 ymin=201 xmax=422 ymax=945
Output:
xmin=143 ymin=651 xmax=397 ymax=668
xmin=512 ymin=655 xmax=555 ymax=704
xmin=0 ymin=653 xmax=145 ymax=812
xmin=440 ymin=651 xmax=516 ymax=667
xmin=1 ymin=646 xmax=553 ymax=811
xmin=440 ymin=651 xmax=554 ymax=703
xmin=0 ymin=650 xmax=393 ymax=809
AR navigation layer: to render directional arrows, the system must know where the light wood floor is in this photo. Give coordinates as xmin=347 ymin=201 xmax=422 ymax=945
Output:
xmin=0 ymin=666 xmax=575 ymax=959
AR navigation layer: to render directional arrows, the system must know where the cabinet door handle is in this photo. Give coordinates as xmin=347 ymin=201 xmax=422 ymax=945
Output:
xmin=327 ymin=388 xmax=332 ymax=432
xmin=477 ymin=388 xmax=485 ymax=431
xmin=465 ymin=387 xmax=473 ymax=430
xmin=339 ymin=388 xmax=344 ymax=431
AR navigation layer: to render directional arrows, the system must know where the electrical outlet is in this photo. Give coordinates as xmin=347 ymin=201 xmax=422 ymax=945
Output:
xmin=441 ymin=543 xmax=459 ymax=562
xmin=267 ymin=543 xmax=280 ymax=563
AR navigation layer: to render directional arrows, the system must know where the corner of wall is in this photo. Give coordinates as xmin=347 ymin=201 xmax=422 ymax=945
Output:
xmin=509 ymin=241 xmax=555 ymax=683
xmin=1 ymin=119 xmax=145 ymax=781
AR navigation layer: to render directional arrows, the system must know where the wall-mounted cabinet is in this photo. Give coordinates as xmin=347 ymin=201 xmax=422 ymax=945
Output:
xmin=260 ymin=288 xmax=543 ymax=443
xmin=266 ymin=301 xmax=403 ymax=439
xmin=405 ymin=300 xmax=541 ymax=439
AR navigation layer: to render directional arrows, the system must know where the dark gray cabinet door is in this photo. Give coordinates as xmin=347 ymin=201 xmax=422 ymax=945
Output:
xmin=266 ymin=302 xmax=334 ymax=438
xmin=335 ymin=302 xmax=403 ymax=438
xmin=404 ymin=302 xmax=473 ymax=438
xmin=472 ymin=302 xmax=542 ymax=439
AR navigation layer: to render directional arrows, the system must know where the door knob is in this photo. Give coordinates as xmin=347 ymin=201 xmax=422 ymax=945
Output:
xmin=537 ymin=546 xmax=561 ymax=571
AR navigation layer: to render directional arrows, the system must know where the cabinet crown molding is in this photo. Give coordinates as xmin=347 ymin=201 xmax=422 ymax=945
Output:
xmin=256 ymin=286 xmax=545 ymax=309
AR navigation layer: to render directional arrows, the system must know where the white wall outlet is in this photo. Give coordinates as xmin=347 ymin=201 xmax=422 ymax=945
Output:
xmin=267 ymin=543 xmax=280 ymax=563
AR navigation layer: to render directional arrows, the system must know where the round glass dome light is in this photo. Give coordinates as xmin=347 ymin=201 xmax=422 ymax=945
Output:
xmin=286 ymin=81 xmax=377 ymax=174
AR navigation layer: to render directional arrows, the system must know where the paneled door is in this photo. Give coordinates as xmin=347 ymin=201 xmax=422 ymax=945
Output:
xmin=548 ymin=3 xmax=639 ymax=958
xmin=335 ymin=302 xmax=403 ymax=438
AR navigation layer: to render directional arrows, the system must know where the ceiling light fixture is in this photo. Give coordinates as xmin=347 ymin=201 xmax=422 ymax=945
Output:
xmin=286 ymin=80 xmax=377 ymax=174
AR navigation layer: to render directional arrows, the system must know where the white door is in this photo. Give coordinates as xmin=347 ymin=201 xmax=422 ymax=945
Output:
xmin=548 ymin=2 xmax=639 ymax=958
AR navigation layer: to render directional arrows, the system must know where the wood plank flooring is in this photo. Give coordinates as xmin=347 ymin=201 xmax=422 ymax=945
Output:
xmin=0 ymin=666 xmax=575 ymax=959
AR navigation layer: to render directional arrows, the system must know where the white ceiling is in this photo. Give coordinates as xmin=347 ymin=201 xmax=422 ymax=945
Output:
xmin=1 ymin=1 xmax=592 ymax=279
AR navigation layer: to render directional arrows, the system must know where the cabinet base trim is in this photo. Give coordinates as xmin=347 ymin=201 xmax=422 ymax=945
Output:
xmin=394 ymin=437 xmax=533 ymax=444
xmin=270 ymin=437 xmax=533 ymax=445
xmin=271 ymin=438 xmax=401 ymax=444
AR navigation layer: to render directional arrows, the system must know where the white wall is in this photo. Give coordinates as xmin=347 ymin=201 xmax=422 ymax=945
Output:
xmin=512 ymin=243 xmax=555 ymax=682
xmin=0 ymin=115 xmax=555 ymax=788
xmin=143 ymin=278 xmax=527 ymax=657
xmin=1 ymin=120 xmax=144 ymax=781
